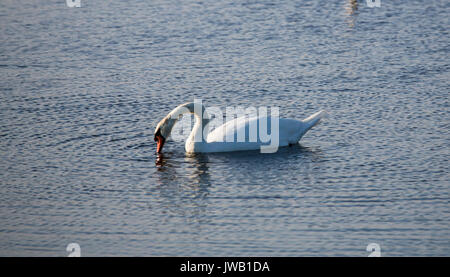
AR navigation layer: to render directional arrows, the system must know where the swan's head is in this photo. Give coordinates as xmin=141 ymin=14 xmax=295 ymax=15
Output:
xmin=154 ymin=101 xmax=208 ymax=153
xmin=154 ymin=114 xmax=178 ymax=153
xmin=154 ymin=127 xmax=166 ymax=154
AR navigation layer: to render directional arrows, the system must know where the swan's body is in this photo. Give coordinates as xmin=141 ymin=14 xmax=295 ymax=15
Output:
xmin=154 ymin=102 xmax=325 ymax=153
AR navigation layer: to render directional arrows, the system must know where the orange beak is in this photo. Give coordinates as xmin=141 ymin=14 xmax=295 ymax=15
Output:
xmin=154 ymin=130 xmax=165 ymax=153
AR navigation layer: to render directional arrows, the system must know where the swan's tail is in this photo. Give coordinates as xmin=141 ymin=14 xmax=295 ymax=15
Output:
xmin=302 ymin=110 xmax=326 ymax=130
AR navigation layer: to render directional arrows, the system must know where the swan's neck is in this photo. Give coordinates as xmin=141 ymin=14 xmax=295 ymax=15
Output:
xmin=157 ymin=101 xmax=210 ymax=153
xmin=188 ymin=114 xmax=209 ymax=142
xmin=184 ymin=102 xmax=209 ymax=151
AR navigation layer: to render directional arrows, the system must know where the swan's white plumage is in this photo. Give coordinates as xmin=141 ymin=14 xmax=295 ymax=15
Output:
xmin=206 ymin=117 xmax=300 ymax=148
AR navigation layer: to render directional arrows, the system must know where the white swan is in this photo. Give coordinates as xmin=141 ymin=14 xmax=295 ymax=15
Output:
xmin=154 ymin=102 xmax=325 ymax=153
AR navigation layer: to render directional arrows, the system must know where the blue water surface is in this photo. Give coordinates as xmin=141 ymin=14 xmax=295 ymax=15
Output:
xmin=0 ymin=0 xmax=449 ymax=256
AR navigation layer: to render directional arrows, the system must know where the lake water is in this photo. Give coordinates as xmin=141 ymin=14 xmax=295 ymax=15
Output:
xmin=0 ymin=0 xmax=449 ymax=256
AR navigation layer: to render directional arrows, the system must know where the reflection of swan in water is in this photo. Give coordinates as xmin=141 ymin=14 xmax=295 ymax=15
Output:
xmin=157 ymin=144 xmax=323 ymax=185
xmin=346 ymin=0 xmax=358 ymax=15
xmin=156 ymin=144 xmax=323 ymax=173
xmin=184 ymin=153 xmax=211 ymax=189
xmin=156 ymin=152 xmax=211 ymax=188
xmin=155 ymin=152 xmax=211 ymax=202
xmin=156 ymin=144 xmax=322 ymax=169
xmin=155 ymin=145 xmax=323 ymax=216
xmin=155 ymin=153 xmax=165 ymax=167
xmin=345 ymin=0 xmax=358 ymax=27
xmin=205 ymin=144 xmax=323 ymax=168
xmin=154 ymin=152 xmax=212 ymax=223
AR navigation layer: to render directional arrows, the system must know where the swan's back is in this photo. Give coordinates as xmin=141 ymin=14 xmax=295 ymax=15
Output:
xmin=206 ymin=115 xmax=305 ymax=146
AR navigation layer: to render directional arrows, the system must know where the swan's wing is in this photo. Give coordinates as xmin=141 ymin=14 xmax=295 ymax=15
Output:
xmin=206 ymin=116 xmax=304 ymax=145
xmin=206 ymin=116 xmax=257 ymax=143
